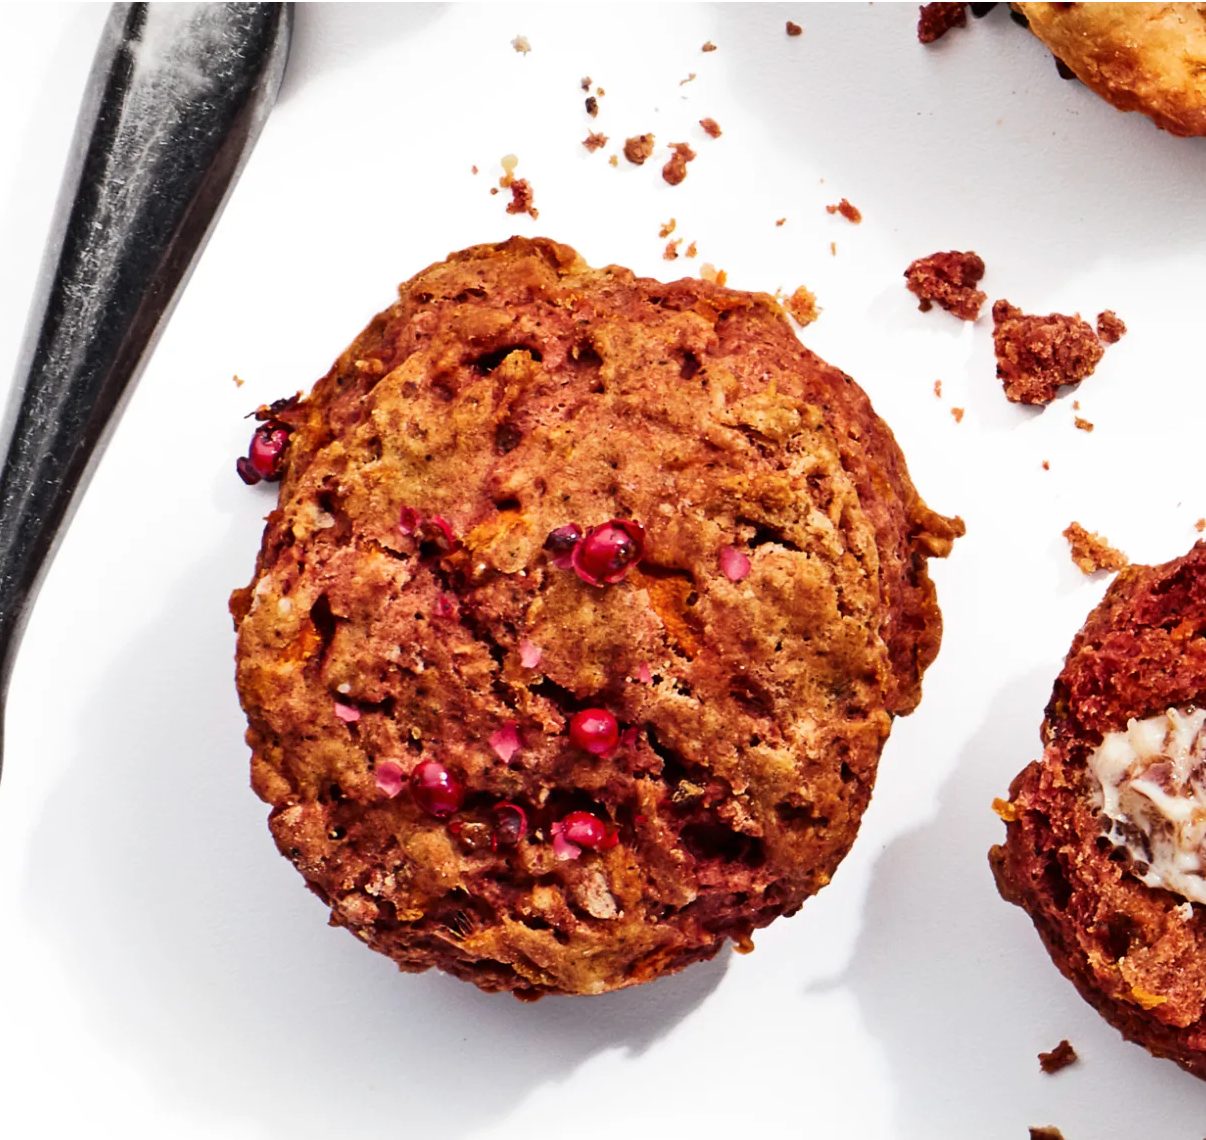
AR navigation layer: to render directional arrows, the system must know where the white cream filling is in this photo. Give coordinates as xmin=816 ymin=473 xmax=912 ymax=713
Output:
xmin=1088 ymin=707 xmax=1206 ymax=904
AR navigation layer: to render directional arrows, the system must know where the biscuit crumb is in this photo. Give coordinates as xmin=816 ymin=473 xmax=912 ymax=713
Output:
xmin=826 ymin=198 xmax=862 ymax=223
xmin=663 ymin=141 xmax=697 ymax=186
xmin=700 ymin=117 xmax=722 ymax=138
xmin=951 ymin=407 xmax=965 ymax=423
xmin=700 ymin=263 xmax=727 ymax=286
xmin=933 ymin=380 xmax=942 ymax=398
xmin=511 ymin=34 xmax=531 ymax=54
xmin=830 ymin=241 xmax=837 ymax=256
xmin=685 ymin=241 xmax=697 ymax=258
xmin=1042 ymin=460 xmax=1050 ymax=471
xmin=499 ymin=154 xmax=519 ymax=188
xmin=609 ymin=155 xmax=618 ymax=167
xmin=680 ymin=73 xmax=697 ymax=86
xmin=786 ymin=286 xmax=820 ymax=327
xmin=663 ymin=239 xmax=682 ymax=260
xmin=1028 ymin=1129 xmax=1066 ymax=1140
xmin=786 ymin=20 xmax=803 ymax=36
xmin=992 ymin=797 xmax=1018 ymax=822
xmin=702 ymin=40 xmax=717 ymax=52
xmin=918 ymin=3 xmax=968 ymax=43
xmin=659 ymin=218 xmax=677 ymax=238
xmin=992 ymin=300 xmax=1104 ymax=405
xmin=585 ymin=95 xmax=598 ymax=117
xmin=581 ymin=76 xmax=592 ymax=91
xmin=1196 ymin=518 xmax=1205 ymax=533
xmin=624 ymin=134 xmax=655 ymax=165
xmin=1038 ymin=1039 xmax=1078 ymax=1075
xmin=471 ymin=165 xmax=478 ymax=175
xmin=904 ymin=250 xmax=986 ymax=320
xmin=1063 ymin=522 xmax=1127 ymax=575
xmin=1074 ymin=416 xmax=1094 ymax=432
xmin=583 ymin=132 xmax=608 ymax=152
xmin=233 ymin=374 xmax=245 ymax=388
xmin=776 ymin=217 xmax=786 ymax=226
xmin=505 ymin=179 xmax=538 ymax=219
xmin=1096 ymin=309 xmax=1127 ymax=344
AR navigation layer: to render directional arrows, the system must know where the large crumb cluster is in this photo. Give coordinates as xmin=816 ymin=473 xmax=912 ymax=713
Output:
xmin=904 ymin=250 xmax=986 ymax=320
xmin=1096 ymin=309 xmax=1127 ymax=344
xmin=992 ymin=300 xmax=1104 ymax=405
xmin=1038 ymin=1039 xmax=1078 ymax=1074
xmin=1063 ymin=522 xmax=1127 ymax=574
xmin=786 ymin=286 xmax=820 ymax=327
xmin=918 ymin=2 xmax=968 ymax=43
xmin=826 ymin=198 xmax=862 ymax=223
xmin=624 ymin=134 xmax=656 ymax=165
xmin=663 ymin=142 xmax=697 ymax=186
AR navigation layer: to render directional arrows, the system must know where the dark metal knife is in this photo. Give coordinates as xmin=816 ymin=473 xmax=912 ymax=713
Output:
xmin=0 ymin=3 xmax=292 ymax=776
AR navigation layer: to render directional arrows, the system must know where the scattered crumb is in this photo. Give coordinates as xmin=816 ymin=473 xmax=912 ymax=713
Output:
xmin=826 ymin=198 xmax=862 ymax=223
xmin=933 ymin=380 xmax=943 ymax=398
xmin=950 ymin=406 xmax=965 ymax=423
xmin=662 ymin=141 xmax=697 ymax=186
xmin=1074 ymin=416 xmax=1094 ymax=432
xmin=680 ymin=72 xmax=697 ymax=86
xmin=992 ymin=300 xmax=1104 ymax=405
xmin=659 ymin=218 xmax=677 ymax=238
xmin=904 ymin=250 xmax=986 ymax=320
xmin=700 ymin=117 xmax=722 ymax=138
xmin=1029 ymin=1129 xmax=1066 ymax=1140
xmin=992 ymin=797 xmax=1019 ymax=822
xmin=505 ymin=178 xmax=538 ymax=219
xmin=597 ymin=87 xmax=605 ymax=96
xmin=471 ymin=165 xmax=478 ymax=175
xmin=1038 ymin=1040 xmax=1078 ymax=1075
xmin=585 ymin=96 xmax=598 ymax=117
xmin=700 ymin=263 xmax=728 ymax=286
xmin=624 ymin=134 xmax=656 ymax=165
xmin=511 ymin=34 xmax=531 ymax=54
xmin=918 ymin=3 xmax=968 ymax=44
xmin=499 ymin=154 xmax=519 ymax=188
xmin=583 ymin=131 xmax=609 ymax=153
xmin=232 ymin=374 xmax=245 ymax=388
xmin=685 ymin=241 xmax=697 ymax=258
xmin=1072 ymin=400 xmax=1080 ymax=410
xmin=775 ymin=217 xmax=786 ymax=226
xmin=829 ymin=241 xmax=837 ymax=256
xmin=1197 ymin=518 xmax=1205 ymax=533
xmin=786 ymin=20 xmax=803 ymax=36
xmin=786 ymin=286 xmax=820 ymax=327
xmin=580 ymin=77 xmax=592 ymax=91
xmin=490 ymin=187 xmax=499 ymax=195
xmin=663 ymin=239 xmax=682 ymax=260
xmin=1063 ymin=522 xmax=1127 ymax=575
xmin=1042 ymin=460 xmax=1050 ymax=471
xmin=702 ymin=40 xmax=717 ymax=52
xmin=1097 ymin=309 xmax=1127 ymax=344
xmin=609 ymin=155 xmax=618 ymax=167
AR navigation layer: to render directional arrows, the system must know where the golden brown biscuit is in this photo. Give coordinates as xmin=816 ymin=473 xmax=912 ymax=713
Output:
xmin=231 ymin=237 xmax=962 ymax=997
xmin=992 ymin=542 xmax=1206 ymax=1079
xmin=1016 ymin=2 xmax=1206 ymax=136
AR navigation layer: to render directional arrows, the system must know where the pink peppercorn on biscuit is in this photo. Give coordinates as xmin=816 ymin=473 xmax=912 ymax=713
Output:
xmin=230 ymin=237 xmax=963 ymax=998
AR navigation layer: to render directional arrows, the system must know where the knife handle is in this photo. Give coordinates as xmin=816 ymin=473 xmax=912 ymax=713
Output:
xmin=0 ymin=3 xmax=291 ymax=729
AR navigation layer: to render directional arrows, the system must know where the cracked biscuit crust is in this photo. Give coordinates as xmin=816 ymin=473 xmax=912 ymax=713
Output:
xmin=232 ymin=237 xmax=962 ymax=997
xmin=1017 ymin=2 xmax=1206 ymax=137
xmin=992 ymin=543 xmax=1206 ymax=1078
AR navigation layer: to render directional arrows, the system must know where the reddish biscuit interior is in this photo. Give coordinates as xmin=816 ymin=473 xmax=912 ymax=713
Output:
xmin=992 ymin=542 xmax=1206 ymax=1076
xmin=232 ymin=237 xmax=961 ymax=997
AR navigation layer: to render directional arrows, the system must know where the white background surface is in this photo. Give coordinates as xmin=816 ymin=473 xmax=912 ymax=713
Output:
xmin=2 ymin=3 xmax=1206 ymax=1138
